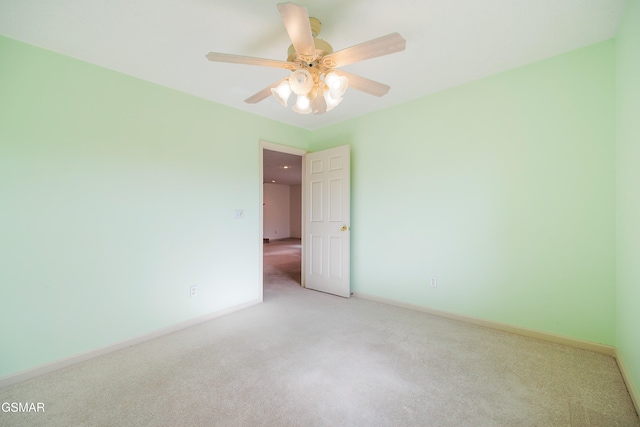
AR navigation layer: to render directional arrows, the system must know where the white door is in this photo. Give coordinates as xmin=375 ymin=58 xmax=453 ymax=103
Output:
xmin=304 ymin=145 xmax=350 ymax=298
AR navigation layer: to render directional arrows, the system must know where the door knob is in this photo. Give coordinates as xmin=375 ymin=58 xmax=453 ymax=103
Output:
xmin=340 ymin=225 xmax=348 ymax=232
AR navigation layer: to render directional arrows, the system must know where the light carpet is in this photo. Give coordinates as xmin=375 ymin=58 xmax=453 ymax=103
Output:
xmin=0 ymin=238 xmax=638 ymax=426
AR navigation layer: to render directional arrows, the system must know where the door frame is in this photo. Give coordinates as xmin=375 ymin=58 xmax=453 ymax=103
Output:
xmin=259 ymin=140 xmax=308 ymax=302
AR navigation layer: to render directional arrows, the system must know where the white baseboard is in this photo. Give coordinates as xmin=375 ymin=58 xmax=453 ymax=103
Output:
xmin=615 ymin=348 xmax=640 ymax=418
xmin=0 ymin=299 xmax=261 ymax=389
xmin=352 ymin=292 xmax=616 ymax=356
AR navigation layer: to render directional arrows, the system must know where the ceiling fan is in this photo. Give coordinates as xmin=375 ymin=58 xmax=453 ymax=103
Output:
xmin=205 ymin=2 xmax=406 ymax=115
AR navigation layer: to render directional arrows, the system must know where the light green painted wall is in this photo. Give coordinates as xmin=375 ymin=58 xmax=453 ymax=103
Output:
xmin=616 ymin=0 xmax=640 ymax=406
xmin=0 ymin=30 xmax=625 ymax=382
xmin=311 ymin=41 xmax=616 ymax=345
xmin=0 ymin=36 xmax=309 ymax=377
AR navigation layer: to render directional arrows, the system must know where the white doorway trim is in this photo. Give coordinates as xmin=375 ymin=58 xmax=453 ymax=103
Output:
xmin=259 ymin=140 xmax=307 ymax=302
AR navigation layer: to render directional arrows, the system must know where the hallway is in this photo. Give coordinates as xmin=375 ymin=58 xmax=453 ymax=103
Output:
xmin=263 ymin=238 xmax=302 ymax=297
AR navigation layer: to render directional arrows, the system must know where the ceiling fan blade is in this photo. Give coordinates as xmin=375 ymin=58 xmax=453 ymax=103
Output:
xmin=334 ymin=70 xmax=391 ymax=97
xmin=322 ymin=33 xmax=406 ymax=68
xmin=277 ymin=2 xmax=316 ymax=61
xmin=205 ymin=52 xmax=295 ymax=70
xmin=244 ymin=81 xmax=281 ymax=104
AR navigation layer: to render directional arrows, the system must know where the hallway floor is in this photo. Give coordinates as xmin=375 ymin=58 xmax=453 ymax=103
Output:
xmin=263 ymin=238 xmax=302 ymax=296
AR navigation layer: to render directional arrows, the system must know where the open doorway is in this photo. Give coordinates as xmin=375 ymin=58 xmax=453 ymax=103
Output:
xmin=260 ymin=142 xmax=306 ymax=299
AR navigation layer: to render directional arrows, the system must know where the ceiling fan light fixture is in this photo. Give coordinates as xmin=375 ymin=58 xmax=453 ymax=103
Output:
xmin=271 ymin=79 xmax=292 ymax=107
xmin=292 ymin=94 xmax=312 ymax=114
xmin=325 ymin=71 xmax=348 ymax=95
xmin=288 ymin=69 xmax=314 ymax=96
xmin=326 ymin=87 xmax=341 ymax=101
xmin=206 ymin=4 xmax=405 ymax=116
xmin=324 ymin=90 xmax=343 ymax=111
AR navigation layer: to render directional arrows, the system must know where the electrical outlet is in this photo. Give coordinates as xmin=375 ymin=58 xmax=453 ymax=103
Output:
xmin=430 ymin=277 xmax=437 ymax=288
xmin=190 ymin=285 xmax=197 ymax=298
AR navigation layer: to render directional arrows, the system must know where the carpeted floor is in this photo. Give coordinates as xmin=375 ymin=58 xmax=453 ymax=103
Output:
xmin=0 ymin=238 xmax=638 ymax=426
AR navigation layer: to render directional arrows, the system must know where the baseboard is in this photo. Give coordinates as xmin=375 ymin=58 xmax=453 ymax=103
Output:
xmin=352 ymin=292 xmax=616 ymax=357
xmin=0 ymin=299 xmax=261 ymax=389
xmin=615 ymin=348 xmax=640 ymax=418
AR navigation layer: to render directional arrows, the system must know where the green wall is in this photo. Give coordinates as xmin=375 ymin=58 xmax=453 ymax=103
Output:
xmin=0 ymin=35 xmax=309 ymax=377
xmin=616 ymin=0 xmax=640 ymax=406
xmin=310 ymin=40 xmax=616 ymax=345
xmin=0 ymin=17 xmax=634 ymax=398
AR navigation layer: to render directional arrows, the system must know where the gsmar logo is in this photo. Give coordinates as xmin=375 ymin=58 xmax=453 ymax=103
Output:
xmin=2 ymin=402 xmax=45 ymax=413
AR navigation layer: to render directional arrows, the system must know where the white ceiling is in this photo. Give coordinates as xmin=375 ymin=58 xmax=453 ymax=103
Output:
xmin=0 ymin=0 xmax=627 ymax=131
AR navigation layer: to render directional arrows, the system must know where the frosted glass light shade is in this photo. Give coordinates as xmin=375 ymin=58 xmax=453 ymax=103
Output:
xmin=324 ymin=90 xmax=343 ymax=111
xmin=324 ymin=71 xmax=348 ymax=95
xmin=292 ymin=94 xmax=312 ymax=114
xmin=270 ymin=70 xmax=348 ymax=114
xmin=288 ymin=69 xmax=314 ymax=96
xmin=271 ymin=80 xmax=292 ymax=107
xmin=326 ymin=88 xmax=341 ymax=101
